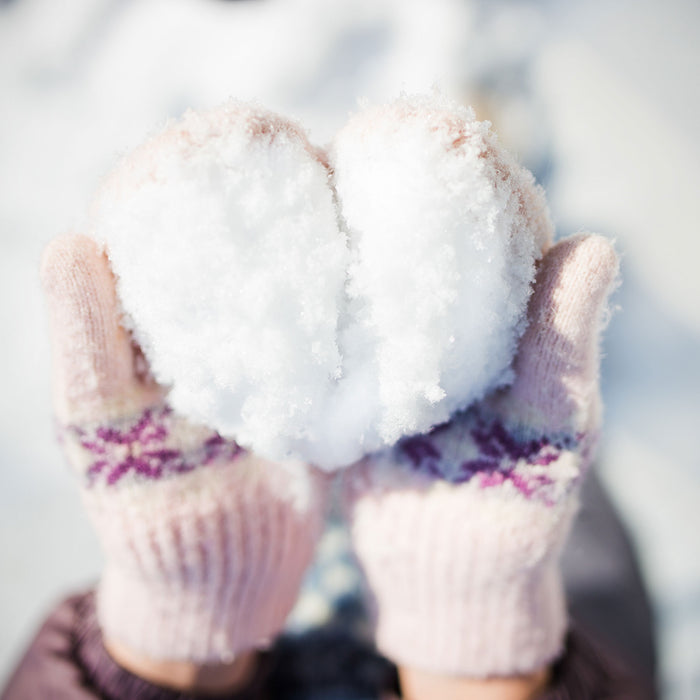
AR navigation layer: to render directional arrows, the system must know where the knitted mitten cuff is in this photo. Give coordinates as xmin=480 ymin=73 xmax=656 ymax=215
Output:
xmin=81 ymin=439 xmax=324 ymax=662
xmin=345 ymin=437 xmax=577 ymax=676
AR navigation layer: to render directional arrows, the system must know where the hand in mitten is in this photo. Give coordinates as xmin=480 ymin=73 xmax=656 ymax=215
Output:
xmin=344 ymin=229 xmax=618 ymax=696
xmin=41 ymin=232 xmax=327 ymax=691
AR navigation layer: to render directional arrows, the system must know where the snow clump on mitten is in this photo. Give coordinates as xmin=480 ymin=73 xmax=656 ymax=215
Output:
xmin=322 ymin=94 xmax=553 ymax=457
xmin=91 ymin=103 xmax=348 ymax=462
xmin=90 ymin=96 xmax=552 ymax=471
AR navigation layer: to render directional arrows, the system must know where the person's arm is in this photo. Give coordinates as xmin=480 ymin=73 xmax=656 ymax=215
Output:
xmin=102 ymin=640 xmax=257 ymax=696
xmin=397 ymin=667 xmax=550 ymax=700
xmin=1 ymin=592 xmax=271 ymax=700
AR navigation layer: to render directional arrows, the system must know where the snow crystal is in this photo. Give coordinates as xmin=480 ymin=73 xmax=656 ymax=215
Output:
xmin=91 ymin=95 xmax=552 ymax=471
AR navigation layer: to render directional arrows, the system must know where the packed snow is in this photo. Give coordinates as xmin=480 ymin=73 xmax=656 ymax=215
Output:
xmin=329 ymin=95 xmax=552 ymax=455
xmin=92 ymin=103 xmax=349 ymax=464
xmin=91 ymin=95 xmax=551 ymax=470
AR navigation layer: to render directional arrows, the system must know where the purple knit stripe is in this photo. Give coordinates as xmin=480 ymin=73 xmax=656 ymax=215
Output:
xmin=64 ymin=406 xmax=243 ymax=487
xmin=398 ymin=412 xmax=580 ymax=501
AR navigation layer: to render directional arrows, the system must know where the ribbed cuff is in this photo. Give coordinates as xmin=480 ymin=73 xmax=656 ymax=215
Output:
xmin=347 ymin=463 xmax=579 ymax=678
xmin=375 ymin=563 xmax=567 ymax=676
xmin=86 ymin=459 xmax=325 ymax=662
xmin=73 ymin=592 xmax=272 ymax=700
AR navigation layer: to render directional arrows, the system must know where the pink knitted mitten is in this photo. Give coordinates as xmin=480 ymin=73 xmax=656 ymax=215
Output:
xmin=344 ymin=233 xmax=619 ymax=677
xmin=42 ymin=233 xmax=327 ymax=662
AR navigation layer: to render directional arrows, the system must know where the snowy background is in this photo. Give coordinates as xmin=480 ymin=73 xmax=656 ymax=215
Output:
xmin=1 ymin=0 xmax=699 ymax=697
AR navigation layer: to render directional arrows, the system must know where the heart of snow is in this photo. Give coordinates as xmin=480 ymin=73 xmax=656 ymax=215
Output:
xmin=91 ymin=96 xmax=552 ymax=470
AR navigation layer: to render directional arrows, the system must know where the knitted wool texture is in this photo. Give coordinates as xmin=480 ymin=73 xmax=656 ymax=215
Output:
xmin=343 ymin=231 xmax=619 ymax=677
xmin=42 ymin=234 xmax=328 ymax=662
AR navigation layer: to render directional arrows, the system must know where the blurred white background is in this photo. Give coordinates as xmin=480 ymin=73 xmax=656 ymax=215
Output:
xmin=1 ymin=0 xmax=699 ymax=697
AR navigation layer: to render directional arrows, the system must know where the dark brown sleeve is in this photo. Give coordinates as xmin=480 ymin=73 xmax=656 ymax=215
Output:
xmin=380 ymin=626 xmax=654 ymax=700
xmin=540 ymin=626 xmax=655 ymax=700
xmin=2 ymin=592 xmax=101 ymax=700
xmin=1 ymin=591 xmax=270 ymax=700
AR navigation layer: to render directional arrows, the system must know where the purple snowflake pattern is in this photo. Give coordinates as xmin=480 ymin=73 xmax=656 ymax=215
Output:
xmin=398 ymin=411 xmax=581 ymax=501
xmin=64 ymin=406 xmax=243 ymax=487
